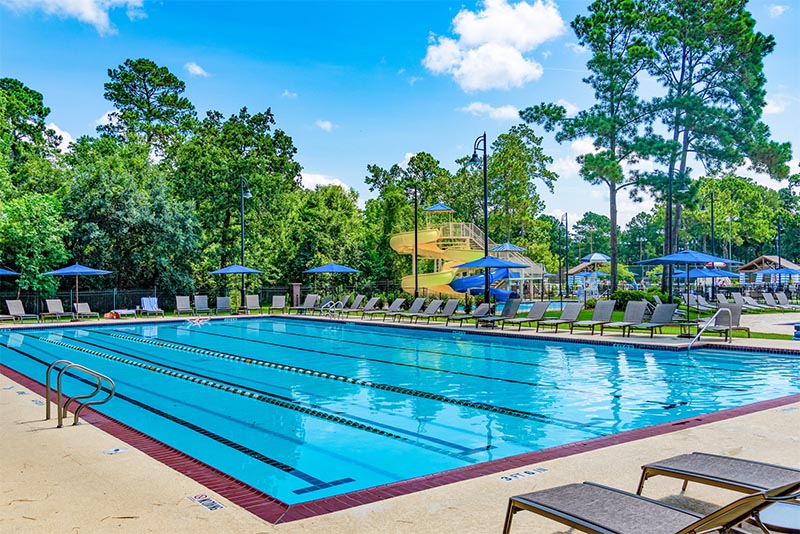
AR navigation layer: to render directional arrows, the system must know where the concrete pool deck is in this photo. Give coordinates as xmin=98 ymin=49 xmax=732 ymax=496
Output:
xmin=2 ymin=309 xmax=799 ymax=533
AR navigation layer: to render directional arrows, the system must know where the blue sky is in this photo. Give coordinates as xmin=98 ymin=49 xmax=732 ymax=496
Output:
xmin=2 ymin=0 xmax=798 ymax=226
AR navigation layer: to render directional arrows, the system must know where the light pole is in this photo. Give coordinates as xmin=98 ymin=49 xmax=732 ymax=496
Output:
xmin=701 ymin=190 xmax=716 ymax=298
xmin=240 ymin=175 xmax=252 ymax=305
xmin=413 ymin=180 xmax=421 ymax=299
xmin=727 ymin=216 xmax=734 ymax=261
xmin=666 ymin=177 xmax=689 ymax=303
xmin=470 ymin=132 xmax=490 ymax=304
xmin=637 ymin=236 xmax=647 ymax=277
xmin=777 ymin=217 xmax=784 ymax=269
xmin=561 ymin=213 xmax=569 ymax=298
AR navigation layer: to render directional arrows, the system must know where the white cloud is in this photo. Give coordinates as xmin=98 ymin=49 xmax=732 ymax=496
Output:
xmin=184 ymin=62 xmax=209 ymax=77
xmin=459 ymin=101 xmax=519 ymax=121
xmin=763 ymin=96 xmax=786 ymax=115
xmin=3 ymin=0 xmax=144 ymax=35
xmin=769 ymin=4 xmax=787 ymax=17
xmin=47 ymin=122 xmax=73 ymax=153
xmin=400 ymin=152 xmax=416 ymax=168
xmin=566 ymin=42 xmax=588 ymax=54
xmin=423 ymin=0 xmax=565 ymax=91
xmin=315 ymin=120 xmax=335 ymax=132
xmin=281 ymin=89 xmax=297 ymax=99
xmin=94 ymin=110 xmax=116 ymax=127
xmin=301 ymin=172 xmax=346 ymax=190
xmin=556 ymin=98 xmax=579 ymax=117
xmin=542 ymin=50 xmax=552 ymax=59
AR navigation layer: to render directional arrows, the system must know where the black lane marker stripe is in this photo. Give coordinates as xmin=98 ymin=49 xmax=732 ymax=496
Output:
xmin=243 ymin=318 xmax=771 ymax=377
xmin=22 ymin=332 xmax=478 ymax=461
xmin=88 ymin=332 xmax=484 ymax=454
xmin=101 ymin=330 xmax=605 ymax=434
xmin=0 ymin=339 xmax=354 ymax=493
xmin=194 ymin=325 xmax=701 ymax=407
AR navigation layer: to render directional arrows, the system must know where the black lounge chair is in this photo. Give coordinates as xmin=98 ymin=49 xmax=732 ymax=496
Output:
xmin=627 ymin=303 xmax=680 ymax=337
xmin=290 ymin=294 xmax=319 ymax=314
xmin=501 ymin=301 xmax=549 ymax=331
xmin=419 ymin=298 xmax=460 ymax=324
xmin=348 ymin=296 xmax=378 ymax=316
xmin=600 ymin=300 xmax=647 ymax=336
xmin=536 ymin=302 xmax=583 ymax=333
xmin=569 ymin=299 xmax=615 ymax=335
xmin=446 ymin=302 xmax=491 ymax=326
xmin=363 ymin=297 xmax=404 ymax=321
xmin=503 ymin=479 xmax=800 ymax=534
xmin=389 ymin=297 xmax=425 ymax=322
xmin=400 ymin=299 xmax=442 ymax=323
xmin=340 ymin=294 xmax=365 ymax=314
xmin=311 ymin=295 xmax=334 ymax=315
xmin=477 ymin=298 xmax=520 ymax=328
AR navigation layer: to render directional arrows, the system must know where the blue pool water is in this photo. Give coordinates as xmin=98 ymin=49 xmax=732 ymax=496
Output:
xmin=1 ymin=318 xmax=798 ymax=505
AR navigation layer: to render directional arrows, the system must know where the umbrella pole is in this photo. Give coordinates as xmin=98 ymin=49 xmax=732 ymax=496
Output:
xmin=75 ymin=275 xmax=79 ymax=304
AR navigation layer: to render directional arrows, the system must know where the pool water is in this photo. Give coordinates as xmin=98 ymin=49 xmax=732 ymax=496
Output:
xmin=1 ymin=318 xmax=798 ymax=505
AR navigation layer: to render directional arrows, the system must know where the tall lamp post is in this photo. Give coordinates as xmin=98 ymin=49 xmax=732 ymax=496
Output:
xmin=470 ymin=132 xmax=490 ymax=304
xmin=777 ymin=216 xmax=784 ymax=269
xmin=413 ymin=180 xmax=422 ymax=298
xmin=240 ymin=175 xmax=252 ymax=304
xmin=637 ymin=236 xmax=647 ymax=277
xmin=701 ymin=190 xmax=716 ymax=298
xmin=561 ymin=213 xmax=569 ymax=298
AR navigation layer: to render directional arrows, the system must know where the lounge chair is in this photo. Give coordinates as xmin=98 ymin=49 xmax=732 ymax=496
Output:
xmin=388 ymin=297 xmax=425 ymax=322
xmin=363 ymin=297 xmax=405 ymax=321
xmin=400 ymin=299 xmax=442 ymax=323
xmin=175 ymin=295 xmax=195 ymax=316
xmin=502 ymin=479 xmax=800 ymax=534
xmin=600 ymin=300 xmax=648 ymax=336
xmin=419 ymin=298 xmax=460 ymax=324
xmin=501 ymin=301 xmax=550 ymax=331
xmin=346 ymin=296 xmax=378 ymax=316
xmin=193 ymin=295 xmax=212 ymax=315
xmin=267 ymin=295 xmax=287 ymax=314
xmin=776 ymin=292 xmax=800 ymax=310
xmin=696 ymin=294 xmax=717 ymax=310
xmin=627 ymin=303 xmax=680 ymax=337
xmin=139 ymin=297 xmax=165 ymax=316
xmin=637 ymin=451 xmax=800 ymax=497
xmin=477 ymin=298 xmax=521 ymax=328
xmin=311 ymin=295 xmax=334 ymax=315
xmin=446 ymin=302 xmax=491 ymax=327
xmin=743 ymin=294 xmax=774 ymax=310
xmin=763 ymin=292 xmax=792 ymax=311
xmin=0 ymin=313 xmax=14 ymax=323
xmin=290 ymin=294 xmax=319 ymax=314
xmin=215 ymin=296 xmax=232 ymax=314
xmin=74 ymin=302 xmax=100 ymax=320
xmin=237 ymin=294 xmax=261 ymax=314
xmin=40 ymin=299 xmax=74 ymax=321
xmin=6 ymin=300 xmax=39 ymax=322
xmin=569 ymin=299 xmax=616 ymax=335
xmin=702 ymin=303 xmax=750 ymax=340
xmin=340 ymin=294 xmax=365 ymax=314
xmin=536 ymin=302 xmax=583 ymax=333
xmin=688 ymin=293 xmax=715 ymax=312
xmin=730 ymin=292 xmax=762 ymax=312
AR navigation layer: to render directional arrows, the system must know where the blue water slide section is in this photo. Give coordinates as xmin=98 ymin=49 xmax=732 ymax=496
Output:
xmin=467 ymin=287 xmax=513 ymax=301
xmin=449 ymin=268 xmax=512 ymax=300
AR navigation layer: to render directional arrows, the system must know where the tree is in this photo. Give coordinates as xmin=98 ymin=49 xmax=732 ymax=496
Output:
xmin=100 ymin=58 xmax=196 ymax=155
xmin=522 ymin=0 xmax=655 ymax=290
xmin=570 ymin=212 xmax=612 ymax=260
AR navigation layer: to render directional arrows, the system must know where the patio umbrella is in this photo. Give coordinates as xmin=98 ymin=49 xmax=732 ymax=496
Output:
xmin=453 ymin=256 xmax=528 ymax=270
xmin=757 ymin=267 xmax=800 ymax=276
xmin=0 ymin=267 xmax=19 ymax=276
xmin=42 ymin=263 xmax=112 ymax=304
xmin=303 ymin=262 xmax=361 ymax=274
xmin=581 ymin=252 xmax=611 ymax=263
xmin=490 ymin=242 xmax=528 ymax=253
xmin=574 ymin=271 xmax=609 ymax=278
xmin=208 ymin=264 xmax=263 ymax=275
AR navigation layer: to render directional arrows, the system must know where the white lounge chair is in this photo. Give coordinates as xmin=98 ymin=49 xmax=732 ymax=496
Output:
xmin=140 ymin=297 xmax=165 ymax=316
xmin=6 ymin=300 xmax=38 ymax=322
xmin=41 ymin=299 xmax=74 ymax=321
xmin=74 ymin=302 xmax=100 ymax=320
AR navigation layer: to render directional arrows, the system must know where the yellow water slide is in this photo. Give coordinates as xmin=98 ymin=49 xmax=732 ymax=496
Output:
xmin=390 ymin=229 xmax=483 ymax=296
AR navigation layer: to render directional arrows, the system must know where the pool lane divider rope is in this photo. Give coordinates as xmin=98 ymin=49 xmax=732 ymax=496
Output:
xmin=100 ymin=330 xmax=605 ymax=435
xmin=23 ymin=332 xmax=479 ymax=465
xmin=1 ymin=341 xmax=359 ymax=496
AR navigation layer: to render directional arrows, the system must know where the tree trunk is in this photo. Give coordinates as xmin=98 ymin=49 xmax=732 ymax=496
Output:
xmin=609 ymin=183 xmax=619 ymax=291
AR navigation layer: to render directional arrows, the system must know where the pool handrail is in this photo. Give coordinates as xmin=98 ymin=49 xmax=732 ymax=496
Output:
xmin=46 ymin=360 xmax=115 ymax=427
xmin=688 ymin=307 xmax=732 ymax=350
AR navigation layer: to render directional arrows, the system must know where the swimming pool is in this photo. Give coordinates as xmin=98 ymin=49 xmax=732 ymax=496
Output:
xmin=1 ymin=318 xmax=798 ymax=510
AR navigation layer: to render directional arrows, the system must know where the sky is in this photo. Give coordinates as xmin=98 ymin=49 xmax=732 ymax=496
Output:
xmin=1 ymin=0 xmax=798 ymax=227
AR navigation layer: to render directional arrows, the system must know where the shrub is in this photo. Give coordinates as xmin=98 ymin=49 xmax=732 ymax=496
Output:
xmin=585 ymin=297 xmax=597 ymax=309
xmin=609 ymin=289 xmax=648 ymax=311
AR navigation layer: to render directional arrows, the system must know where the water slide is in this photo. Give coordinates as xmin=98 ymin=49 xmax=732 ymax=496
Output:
xmin=390 ymin=229 xmax=491 ymax=297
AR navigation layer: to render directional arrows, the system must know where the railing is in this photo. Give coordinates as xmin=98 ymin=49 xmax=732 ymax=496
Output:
xmin=687 ymin=307 xmax=732 ymax=350
xmin=45 ymin=360 xmax=115 ymax=428
xmin=435 ymin=223 xmax=544 ymax=277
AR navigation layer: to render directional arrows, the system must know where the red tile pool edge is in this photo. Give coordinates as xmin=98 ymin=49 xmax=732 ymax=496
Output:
xmin=4 ymin=363 xmax=799 ymax=525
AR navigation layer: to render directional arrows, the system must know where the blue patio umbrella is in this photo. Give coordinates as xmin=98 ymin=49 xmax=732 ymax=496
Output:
xmin=303 ymin=262 xmax=361 ymax=274
xmin=208 ymin=264 xmax=263 ymax=275
xmin=581 ymin=252 xmax=611 ymax=263
xmin=758 ymin=267 xmax=800 ymax=276
xmin=575 ymin=271 xmax=609 ymax=278
xmin=490 ymin=242 xmax=528 ymax=253
xmin=453 ymin=256 xmax=528 ymax=270
xmin=42 ymin=263 xmax=112 ymax=303
xmin=0 ymin=267 xmax=19 ymax=276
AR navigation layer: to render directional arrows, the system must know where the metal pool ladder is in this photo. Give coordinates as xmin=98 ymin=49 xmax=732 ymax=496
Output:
xmin=687 ymin=307 xmax=732 ymax=351
xmin=45 ymin=360 xmax=115 ymax=428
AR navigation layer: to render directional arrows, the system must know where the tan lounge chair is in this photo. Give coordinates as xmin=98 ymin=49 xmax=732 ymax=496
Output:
xmin=6 ymin=300 xmax=38 ymax=322
xmin=74 ymin=302 xmax=100 ymax=320
xmin=41 ymin=299 xmax=74 ymax=321
xmin=503 ymin=479 xmax=800 ymax=534
xmin=501 ymin=301 xmax=549 ymax=331
xmin=536 ymin=302 xmax=583 ymax=333
xmin=569 ymin=299 xmax=616 ymax=335
xmin=600 ymin=300 xmax=647 ymax=336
